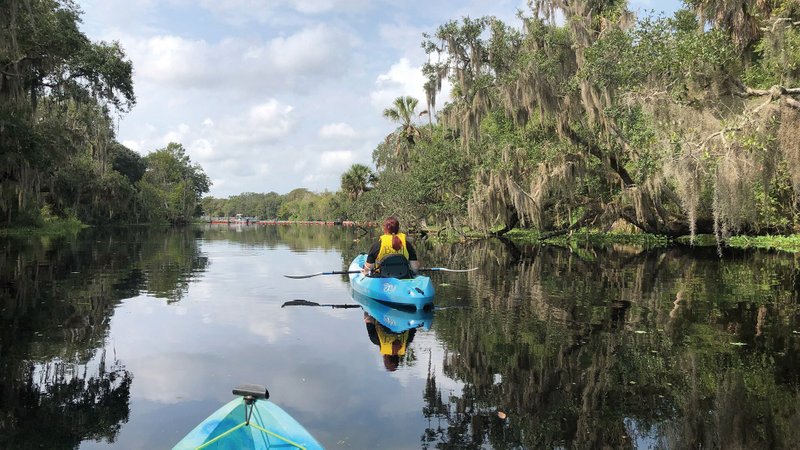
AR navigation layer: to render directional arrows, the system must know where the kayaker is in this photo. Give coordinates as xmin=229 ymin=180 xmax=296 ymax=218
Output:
xmin=361 ymin=216 xmax=420 ymax=277
xmin=364 ymin=312 xmax=416 ymax=371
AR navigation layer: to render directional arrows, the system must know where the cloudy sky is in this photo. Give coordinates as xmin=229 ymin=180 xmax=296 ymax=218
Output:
xmin=78 ymin=0 xmax=682 ymax=197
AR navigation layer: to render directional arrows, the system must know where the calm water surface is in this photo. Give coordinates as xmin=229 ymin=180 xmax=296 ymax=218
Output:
xmin=1 ymin=225 xmax=799 ymax=449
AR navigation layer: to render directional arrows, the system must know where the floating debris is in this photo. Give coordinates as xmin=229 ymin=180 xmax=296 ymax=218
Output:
xmin=634 ymin=330 xmax=648 ymax=334
xmin=730 ymin=342 xmax=748 ymax=346
xmin=497 ymin=411 xmax=507 ymax=420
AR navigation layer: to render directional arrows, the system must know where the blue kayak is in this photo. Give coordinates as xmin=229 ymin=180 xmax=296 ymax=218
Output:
xmin=173 ymin=385 xmax=323 ymax=450
xmin=352 ymin=290 xmax=434 ymax=333
xmin=348 ymin=254 xmax=434 ymax=310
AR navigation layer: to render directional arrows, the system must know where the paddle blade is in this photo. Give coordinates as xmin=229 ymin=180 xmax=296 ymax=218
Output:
xmin=284 ymin=270 xmax=361 ymax=279
xmin=422 ymin=267 xmax=479 ymax=273
xmin=282 ymin=299 xmax=322 ymax=307
xmin=282 ymin=299 xmax=361 ymax=309
xmin=283 ymin=273 xmax=323 ymax=279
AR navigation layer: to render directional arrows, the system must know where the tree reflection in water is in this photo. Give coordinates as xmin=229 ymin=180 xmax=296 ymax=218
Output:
xmin=1 ymin=352 xmax=132 ymax=448
xmin=0 ymin=227 xmax=208 ymax=447
xmin=2 ymin=226 xmax=799 ymax=448
xmin=421 ymin=239 xmax=800 ymax=449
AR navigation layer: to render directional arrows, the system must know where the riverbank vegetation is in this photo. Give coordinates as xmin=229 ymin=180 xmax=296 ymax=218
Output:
xmin=207 ymin=1 xmax=800 ymax=248
xmin=0 ymin=1 xmax=209 ymax=228
xmin=351 ymin=0 xmax=800 ymax=243
xmin=6 ymin=0 xmax=800 ymax=249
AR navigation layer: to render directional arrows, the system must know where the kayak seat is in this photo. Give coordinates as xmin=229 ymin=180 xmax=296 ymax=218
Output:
xmin=376 ymin=254 xmax=412 ymax=279
xmin=232 ymin=384 xmax=269 ymax=400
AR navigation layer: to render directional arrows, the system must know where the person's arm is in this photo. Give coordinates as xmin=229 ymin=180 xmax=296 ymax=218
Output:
xmin=407 ymin=328 xmax=417 ymax=345
xmin=362 ymin=241 xmax=380 ymax=274
xmin=407 ymin=239 xmax=420 ymax=273
xmin=365 ymin=314 xmax=380 ymax=346
xmin=362 ymin=261 xmax=374 ymax=274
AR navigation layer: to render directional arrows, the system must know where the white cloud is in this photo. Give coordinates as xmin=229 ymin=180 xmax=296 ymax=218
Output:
xmin=370 ymin=57 xmax=452 ymax=116
xmin=378 ymin=22 xmax=428 ymax=58
xmin=194 ymin=0 xmax=372 ymax=23
xmin=371 ymin=58 xmax=427 ymax=111
xmin=319 ymin=122 xmax=357 ymax=139
xmin=260 ymin=24 xmax=355 ymax=75
xmin=161 ymin=123 xmax=191 ymax=146
xmin=190 ymin=138 xmax=215 ymax=159
xmin=135 ymin=35 xmax=212 ymax=85
xmin=79 ymin=0 xmax=674 ymax=197
xmin=248 ymin=101 xmax=293 ymax=128
xmin=126 ymin=26 xmax=354 ymax=92
xmin=121 ymin=139 xmax=142 ymax=153
xmin=319 ymin=150 xmax=354 ymax=168
xmin=289 ymin=0 xmax=371 ymax=14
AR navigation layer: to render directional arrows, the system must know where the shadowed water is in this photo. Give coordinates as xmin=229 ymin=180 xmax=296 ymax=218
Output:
xmin=1 ymin=225 xmax=798 ymax=449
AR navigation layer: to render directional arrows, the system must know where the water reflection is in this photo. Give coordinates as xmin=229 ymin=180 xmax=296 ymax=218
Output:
xmin=0 ymin=227 xmax=207 ymax=447
xmin=422 ymin=239 xmax=800 ymax=449
xmin=355 ymin=292 xmax=434 ymax=372
xmin=2 ymin=351 xmax=132 ymax=448
xmin=1 ymin=225 xmax=799 ymax=449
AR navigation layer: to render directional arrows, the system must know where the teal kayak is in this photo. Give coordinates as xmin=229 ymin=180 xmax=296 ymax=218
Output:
xmin=348 ymin=254 xmax=434 ymax=310
xmin=352 ymin=290 xmax=434 ymax=333
xmin=173 ymin=385 xmax=323 ymax=450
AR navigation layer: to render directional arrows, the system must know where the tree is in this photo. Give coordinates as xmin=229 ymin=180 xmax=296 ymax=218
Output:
xmin=109 ymin=143 xmax=145 ymax=184
xmin=139 ymin=143 xmax=210 ymax=224
xmin=0 ymin=0 xmax=136 ymax=226
xmin=340 ymin=164 xmax=376 ymax=201
xmin=414 ymin=1 xmax=800 ymax=239
xmin=381 ymin=96 xmax=424 ymax=171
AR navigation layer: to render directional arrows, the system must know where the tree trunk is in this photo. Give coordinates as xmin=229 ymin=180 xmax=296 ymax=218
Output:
xmin=491 ymin=206 xmax=519 ymax=236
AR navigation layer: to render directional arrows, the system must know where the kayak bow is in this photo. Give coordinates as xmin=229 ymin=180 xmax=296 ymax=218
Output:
xmin=173 ymin=384 xmax=323 ymax=450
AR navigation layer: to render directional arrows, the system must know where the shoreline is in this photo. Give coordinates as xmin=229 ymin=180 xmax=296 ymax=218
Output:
xmin=499 ymin=229 xmax=800 ymax=253
xmin=4 ymin=219 xmax=799 ymax=253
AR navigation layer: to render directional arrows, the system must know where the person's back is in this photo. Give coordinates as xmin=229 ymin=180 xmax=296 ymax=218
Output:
xmin=362 ymin=216 xmax=421 ymax=276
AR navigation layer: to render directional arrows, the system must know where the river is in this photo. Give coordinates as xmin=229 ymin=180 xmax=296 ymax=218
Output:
xmin=1 ymin=225 xmax=798 ymax=449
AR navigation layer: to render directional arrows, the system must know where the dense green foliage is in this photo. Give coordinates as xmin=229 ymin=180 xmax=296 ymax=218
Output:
xmin=11 ymin=0 xmax=799 ymax=239
xmin=202 ymin=188 xmax=347 ymax=221
xmin=0 ymin=0 xmax=209 ymax=227
xmin=340 ymin=0 xmax=800 ymax=240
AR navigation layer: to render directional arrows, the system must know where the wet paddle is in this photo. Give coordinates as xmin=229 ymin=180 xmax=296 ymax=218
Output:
xmin=283 ymin=270 xmax=361 ymax=279
xmin=281 ymin=299 xmax=360 ymax=309
xmin=283 ymin=267 xmax=478 ymax=278
xmin=418 ymin=267 xmax=479 ymax=273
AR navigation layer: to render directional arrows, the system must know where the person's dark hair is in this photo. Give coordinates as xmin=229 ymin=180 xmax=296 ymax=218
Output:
xmin=383 ymin=354 xmax=400 ymax=371
xmin=383 ymin=216 xmax=402 ymax=250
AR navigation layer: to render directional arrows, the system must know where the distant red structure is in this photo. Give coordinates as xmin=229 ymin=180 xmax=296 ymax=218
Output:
xmin=207 ymin=218 xmax=375 ymax=227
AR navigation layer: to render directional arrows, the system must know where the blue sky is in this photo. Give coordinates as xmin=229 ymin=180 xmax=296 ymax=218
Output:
xmin=78 ymin=0 xmax=683 ymax=197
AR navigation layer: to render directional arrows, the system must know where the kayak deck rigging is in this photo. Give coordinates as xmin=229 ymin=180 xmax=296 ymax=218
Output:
xmin=173 ymin=384 xmax=323 ymax=450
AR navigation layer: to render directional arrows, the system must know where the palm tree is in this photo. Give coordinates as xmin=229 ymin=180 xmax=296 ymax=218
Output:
xmin=684 ymin=0 xmax=775 ymax=56
xmin=382 ymin=96 xmax=424 ymax=171
xmin=340 ymin=164 xmax=377 ymax=200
